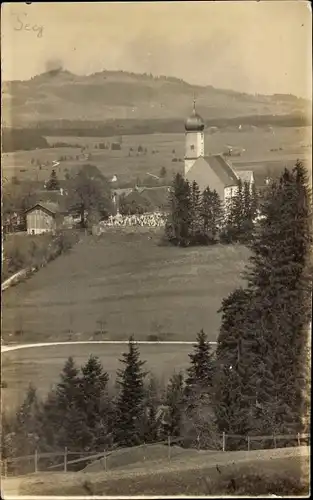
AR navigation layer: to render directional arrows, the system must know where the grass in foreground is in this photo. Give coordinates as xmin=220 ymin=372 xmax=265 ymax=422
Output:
xmin=3 ymin=447 xmax=309 ymax=496
xmin=2 ymin=230 xmax=250 ymax=343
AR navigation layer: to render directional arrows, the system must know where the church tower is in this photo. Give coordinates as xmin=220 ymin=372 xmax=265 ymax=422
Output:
xmin=184 ymin=100 xmax=205 ymax=175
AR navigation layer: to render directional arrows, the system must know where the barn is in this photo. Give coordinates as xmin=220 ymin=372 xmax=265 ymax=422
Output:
xmin=25 ymin=202 xmax=64 ymax=235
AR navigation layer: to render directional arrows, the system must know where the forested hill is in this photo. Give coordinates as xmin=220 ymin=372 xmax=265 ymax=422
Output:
xmin=2 ymin=68 xmax=311 ymax=127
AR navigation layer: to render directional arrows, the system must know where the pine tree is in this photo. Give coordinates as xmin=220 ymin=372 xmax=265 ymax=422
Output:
xmin=185 ymin=330 xmax=214 ymax=402
xmin=143 ymin=375 xmax=161 ymax=443
xmin=222 ymin=179 xmax=244 ymax=243
xmin=13 ymin=384 xmax=41 ymax=457
xmin=45 ymin=357 xmax=83 ymax=450
xmin=114 ymin=336 xmax=148 ymax=447
xmin=161 ymin=372 xmax=185 ymax=440
xmin=211 ymin=190 xmax=223 ymax=242
xmin=78 ymin=355 xmax=111 ymax=450
xmin=190 ymin=181 xmax=202 ymax=244
xmin=46 ymin=169 xmax=60 ymax=191
xmin=214 ymin=288 xmax=254 ymax=438
xmin=215 ymin=162 xmax=312 ymax=441
xmin=243 ymin=162 xmax=312 ymax=433
xmin=165 ymin=173 xmax=192 ymax=246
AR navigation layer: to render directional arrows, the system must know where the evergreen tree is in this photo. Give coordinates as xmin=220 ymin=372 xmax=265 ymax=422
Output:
xmin=143 ymin=375 xmax=162 ymax=443
xmin=214 ymin=288 xmax=253 ymax=438
xmin=200 ymin=188 xmax=222 ymax=244
xmin=222 ymin=179 xmax=244 ymax=243
xmin=215 ymin=161 xmax=312 ymax=441
xmin=43 ymin=357 xmax=83 ymax=450
xmin=243 ymin=162 xmax=312 ymax=433
xmin=185 ymin=330 xmax=214 ymax=402
xmin=13 ymin=384 xmax=41 ymax=457
xmin=78 ymin=355 xmax=111 ymax=450
xmin=46 ymin=169 xmax=60 ymax=191
xmin=210 ymin=190 xmax=223 ymax=242
xmin=161 ymin=372 xmax=185 ymax=440
xmin=165 ymin=173 xmax=192 ymax=246
xmin=190 ymin=180 xmax=202 ymax=243
xmin=114 ymin=337 xmax=148 ymax=447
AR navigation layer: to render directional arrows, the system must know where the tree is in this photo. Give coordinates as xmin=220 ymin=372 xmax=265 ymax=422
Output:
xmin=165 ymin=174 xmax=192 ymax=246
xmin=12 ymin=384 xmax=41 ymax=458
xmin=185 ymin=330 xmax=215 ymax=402
xmin=200 ymin=188 xmax=223 ymax=244
xmin=190 ymin=181 xmax=202 ymax=244
xmin=113 ymin=337 xmax=148 ymax=447
xmin=161 ymin=372 xmax=185 ymax=440
xmin=222 ymin=179 xmax=245 ymax=243
xmin=46 ymin=169 xmax=60 ymax=191
xmin=66 ymin=165 xmax=112 ymax=229
xmin=215 ymin=162 xmax=312 ymax=441
xmin=77 ymin=355 xmax=112 ymax=450
xmin=41 ymin=357 xmax=83 ymax=450
xmin=243 ymin=162 xmax=312 ymax=433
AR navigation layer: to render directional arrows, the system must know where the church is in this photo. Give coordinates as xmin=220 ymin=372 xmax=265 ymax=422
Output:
xmin=184 ymin=102 xmax=254 ymax=201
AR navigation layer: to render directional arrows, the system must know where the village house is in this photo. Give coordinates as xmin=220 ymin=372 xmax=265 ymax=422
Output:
xmin=25 ymin=202 xmax=64 ymax=235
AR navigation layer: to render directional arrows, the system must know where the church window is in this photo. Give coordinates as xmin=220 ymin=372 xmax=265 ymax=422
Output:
xmin=190 ymin=145 xmax=195 ymax=151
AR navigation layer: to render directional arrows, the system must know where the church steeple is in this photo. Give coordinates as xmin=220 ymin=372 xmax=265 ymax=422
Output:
xmin=184 ymin=100 xmax=205 ymax=175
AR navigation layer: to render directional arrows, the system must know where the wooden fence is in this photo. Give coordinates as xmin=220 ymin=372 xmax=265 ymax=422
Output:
xmin=1 ymin=432 xmax=310 ymax=478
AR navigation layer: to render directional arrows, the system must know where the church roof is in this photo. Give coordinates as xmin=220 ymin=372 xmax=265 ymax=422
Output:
xmin=203 ymin=155 xmax=239 ymax=187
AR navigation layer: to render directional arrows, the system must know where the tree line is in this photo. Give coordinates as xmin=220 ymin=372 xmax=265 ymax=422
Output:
xmin=165 ymin=173 xmax=259 ymax=246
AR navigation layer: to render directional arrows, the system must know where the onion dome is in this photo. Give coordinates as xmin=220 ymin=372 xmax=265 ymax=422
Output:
xmin=185 ymin=101 xmax=204 ymax=131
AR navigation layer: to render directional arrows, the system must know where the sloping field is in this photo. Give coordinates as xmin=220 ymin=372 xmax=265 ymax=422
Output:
xmin=1 ymin=342 xmax=193 ymax=413
xmin=2 ymin=447 xmax=309 ymax=496
xmin=2 ymin=127 xmax=311 ymax=185
xmin=2 ymin=230 xmax=250 ymax=344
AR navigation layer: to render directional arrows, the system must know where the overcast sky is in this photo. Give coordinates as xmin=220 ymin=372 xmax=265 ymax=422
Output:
xmin=1 ymin=1 xmax=312 ymax=97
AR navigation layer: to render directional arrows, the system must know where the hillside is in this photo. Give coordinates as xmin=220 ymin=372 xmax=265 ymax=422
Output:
xmin=2 ymin=69 xmax=311 ymax=126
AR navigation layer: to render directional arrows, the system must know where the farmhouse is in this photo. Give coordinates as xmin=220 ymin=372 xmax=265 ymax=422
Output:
xmin=25 ymin=202 xmax=64 ymax=235
xmin=184 ymin=101 xmax=254 ymax=200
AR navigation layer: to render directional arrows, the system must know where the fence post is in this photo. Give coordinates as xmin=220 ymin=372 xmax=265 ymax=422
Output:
xmin=247 ymin=436 xmax=250 ymax=452
xmin=64 ymin=447 xmax=68 ymax=473
xmin=34 ymin=449 xmax=38 ymax=473
xmin=103 ymin=449 xmax=107 ymax=472
xmin=297 ymin=433 xmax=301 ymax=447
xmin=273 ymin=435 xmax=277 ymax=448
xmin=222 ymin=432 xmax=226 ymax=452
xmin=167 ymin=434 xmax=171 ymax=461
xmin=143 ymin=442 xmax=146 ymax=462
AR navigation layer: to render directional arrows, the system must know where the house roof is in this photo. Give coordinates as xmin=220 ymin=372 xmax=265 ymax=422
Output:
xmin=117 ymin=185 xmax=170 ymax=211
xmin=25 ymin=202 xmax=62 ymax=215
xmin=188 ymin=155 xmax=239 ymax=188
xmin=138 ymin=186 xmax=170 ymax=209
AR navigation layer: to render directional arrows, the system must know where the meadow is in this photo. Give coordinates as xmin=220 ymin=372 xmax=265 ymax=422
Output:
xmin=2 ymin=447 xmax=309 ymax=496
xmin=2 ymin=126 xmax=311 ymax=186
xmin=2 ymin=230 xmax=250 ymax=344
xmin=1 ymin=342 xmax=193 ymax=413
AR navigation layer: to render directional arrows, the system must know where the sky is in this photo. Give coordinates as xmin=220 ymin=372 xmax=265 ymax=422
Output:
xmin=1 ymin=1 xmax=312 ymax=98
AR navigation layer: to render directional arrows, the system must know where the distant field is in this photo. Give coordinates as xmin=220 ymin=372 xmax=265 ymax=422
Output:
xmin=2 ymin=447 xmax=309 ymax=496
xmin=2 ymin=126 xmax=311 ymax=185
xmin=2 ymin=230 xmax=249 ymax=344
xmin=1 ymin=342 xmax=193 ymax=412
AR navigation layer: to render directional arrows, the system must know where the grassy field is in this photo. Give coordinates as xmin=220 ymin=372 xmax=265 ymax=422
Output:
xmin=2 ymin=230 xmax=249 ymax=344
xmin=1 ymin=342 xmax=193 ymax=413
xmin=2 ymin=447 xmax=309 ymax=496
xmin=2 ymin=126 xmax=311 ymax=185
